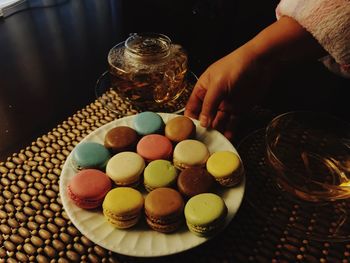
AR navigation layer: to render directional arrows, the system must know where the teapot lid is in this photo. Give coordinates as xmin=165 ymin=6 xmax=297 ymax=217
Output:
xmin=124 ymin=33 xmax=171 ymax=62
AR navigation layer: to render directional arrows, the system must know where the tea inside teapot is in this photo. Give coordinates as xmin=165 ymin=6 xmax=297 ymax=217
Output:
xmin=108 ymin=33 xmax=188 ymax=106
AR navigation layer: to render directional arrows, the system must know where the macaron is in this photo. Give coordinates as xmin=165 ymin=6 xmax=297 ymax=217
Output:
xmin=184 ymin=193 xmax=228 ymax=237
xmin=165 ymin=116 xmax=196 ymax=143
xmin=137 ymin=134 xmax=173 ymax=162
xmin=106 ymin=152 xmax=145 ymax=187
xmin=71 ymin=142 xmax=110 ymax=170
xmin=133 ymin=111 xmax=164 ymax=136
xmin=103 ymin=187 xmax=144 ymax=229
xmin=177 ymin=167 xmax=214 ymax=198
xmin=67 ymin=169 xmax=112 ymax=209
xmin=173 ymin=139 xmax=210 ymax=170
xmin=206 ymin=151 xmax=244 ymax=187
xmin=144 ymin=188 xmax=184 ymax=233
xmin=144 ymin=160 xmax=178 ymax=192
xmin=104 ymin=126 xmax=138 ymax=153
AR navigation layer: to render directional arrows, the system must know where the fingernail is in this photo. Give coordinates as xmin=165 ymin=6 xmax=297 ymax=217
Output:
xmin=200 ymin=114 xmax=210 ymax=127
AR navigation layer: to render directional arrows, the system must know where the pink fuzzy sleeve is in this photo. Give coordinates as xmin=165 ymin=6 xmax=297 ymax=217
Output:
xmin=276 ymin=0 xmax=350 ymax=78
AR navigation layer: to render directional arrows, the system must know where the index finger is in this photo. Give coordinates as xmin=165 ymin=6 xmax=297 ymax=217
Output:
xmin=184 ymin=83 xmax=207 ymax=120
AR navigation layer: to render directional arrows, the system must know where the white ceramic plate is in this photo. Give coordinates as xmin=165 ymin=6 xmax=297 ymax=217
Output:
xmin=60 ymin=113 xmax=245 ymax=257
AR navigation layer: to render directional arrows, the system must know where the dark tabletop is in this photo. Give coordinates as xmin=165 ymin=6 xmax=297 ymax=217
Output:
xmin=0 ymin=0 xmax=349 ymax=161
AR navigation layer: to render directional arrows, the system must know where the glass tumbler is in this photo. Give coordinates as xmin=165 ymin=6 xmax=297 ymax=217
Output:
xmin=265 ymin=111 xmax=350 ymax=202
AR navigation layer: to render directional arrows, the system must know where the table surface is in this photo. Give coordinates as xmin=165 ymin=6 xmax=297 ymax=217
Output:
xmin=1 ymin=0 xmax=350 ymax=262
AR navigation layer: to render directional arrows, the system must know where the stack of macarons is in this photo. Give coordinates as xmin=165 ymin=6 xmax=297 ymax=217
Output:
xmin=68 ymin=141 xmax=112 ymax=210
xmin=66 ymin=111 xmax=244 ymax=236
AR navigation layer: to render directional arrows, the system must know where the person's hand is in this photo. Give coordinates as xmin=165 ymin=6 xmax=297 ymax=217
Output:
xmin=185 ymin=16 xmax=325 ymax=141
xmin=184 ymin=43 xmax=271 ymax=140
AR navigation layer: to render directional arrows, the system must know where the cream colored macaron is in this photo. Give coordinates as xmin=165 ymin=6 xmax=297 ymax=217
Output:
xmin=206 ymin=151 xmax=244 ymax=187
xmin=106 ymin=152 xmax=145 ymax=187
xmin=173 ymin=139 xmax=210 ymax=170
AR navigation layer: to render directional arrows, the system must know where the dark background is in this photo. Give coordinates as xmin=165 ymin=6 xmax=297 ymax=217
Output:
xmin=0 ymin=0 xmax=349 ymax=161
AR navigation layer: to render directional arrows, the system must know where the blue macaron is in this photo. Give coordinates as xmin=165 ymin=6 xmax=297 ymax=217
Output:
xmin=71 ymin=142 xmax=111 ymax=170
xmin=133 ymin=112 xmax=164 ymax=136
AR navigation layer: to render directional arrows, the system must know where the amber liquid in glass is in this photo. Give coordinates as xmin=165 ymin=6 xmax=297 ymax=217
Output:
xmin=267 ymin=135 xmax=350 ymax=202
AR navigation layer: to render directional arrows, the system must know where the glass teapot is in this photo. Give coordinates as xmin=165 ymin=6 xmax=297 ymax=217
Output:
xmin=107 ymin=33 xmax=188 ymax=107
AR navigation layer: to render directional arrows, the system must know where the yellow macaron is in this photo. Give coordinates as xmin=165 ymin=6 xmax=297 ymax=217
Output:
xmin=102 ymin=187 xmax=144 ymax=229
xmin=206 ymin=151 xmax=244 ymax=187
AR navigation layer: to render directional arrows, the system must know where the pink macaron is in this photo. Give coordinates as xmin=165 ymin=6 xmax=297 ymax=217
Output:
xmin=137 ymin=134 xmax=173 ymax=162
xmin=67 ymin=169 xmax=112 ymax=209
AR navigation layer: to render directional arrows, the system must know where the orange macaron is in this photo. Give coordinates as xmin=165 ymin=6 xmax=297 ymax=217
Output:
xmin=144 ymin=188 xmax=184 ymax=233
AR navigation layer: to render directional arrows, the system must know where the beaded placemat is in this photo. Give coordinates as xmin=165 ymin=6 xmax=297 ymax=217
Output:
xmin=1 ymin=93 xmax=350 ymax=262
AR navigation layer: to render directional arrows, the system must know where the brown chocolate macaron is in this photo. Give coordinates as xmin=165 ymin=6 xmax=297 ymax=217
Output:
xmin=104 ymin=126 xmax=138 ymax=153
xmin=144 ymin=188 xmax=184 ymax=233
xmin=177 ymin=167 xmax=215 ymax=198
xmin=165 ymin=116 xmax=196 ymax=143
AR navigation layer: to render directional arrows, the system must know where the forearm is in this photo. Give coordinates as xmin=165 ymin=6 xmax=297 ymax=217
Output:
xmin=245 ymin=16 xmax=326 ymax=64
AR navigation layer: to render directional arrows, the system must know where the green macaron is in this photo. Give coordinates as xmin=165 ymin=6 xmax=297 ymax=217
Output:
xmin=184 ymin=193 xmax=228 ymax=237
xmin=143 ymin=160 xmax=178 ymax=192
